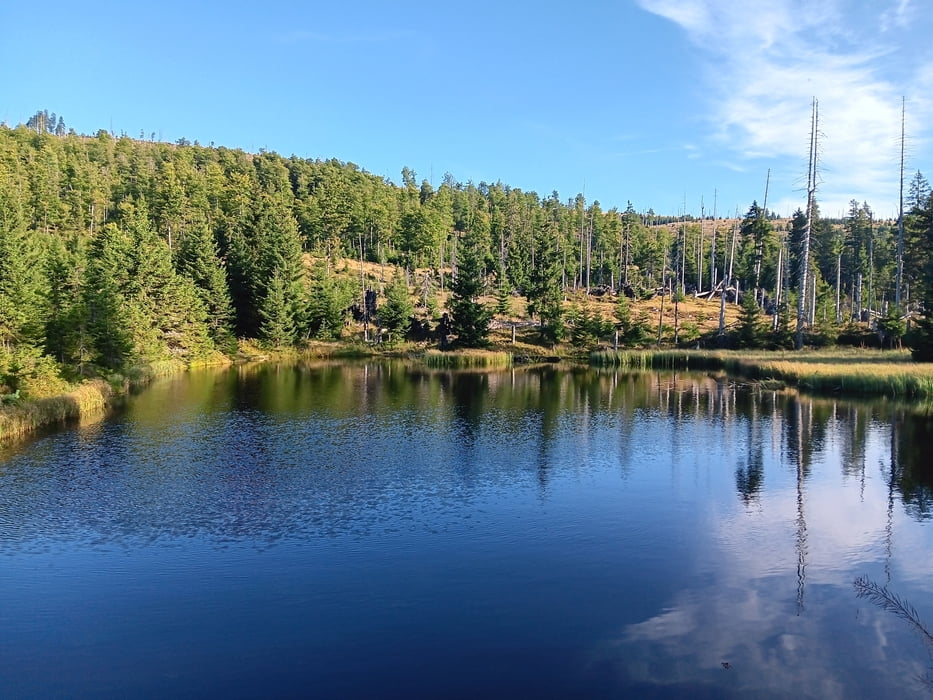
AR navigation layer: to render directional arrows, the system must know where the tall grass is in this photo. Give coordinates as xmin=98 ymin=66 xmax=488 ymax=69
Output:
xmin=423 ymin=349 xmax=513 ymax=369
xmin=591 ymin=349 xmax=721 ymax=370
xmin=0 ymin=379 xmax=114 ymax=443
xmin=591 ymin=348 xmax=933 ymax=398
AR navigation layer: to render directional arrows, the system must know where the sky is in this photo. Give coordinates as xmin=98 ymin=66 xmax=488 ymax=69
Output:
xmin=2 ymin=0 xmax=931 ymax=219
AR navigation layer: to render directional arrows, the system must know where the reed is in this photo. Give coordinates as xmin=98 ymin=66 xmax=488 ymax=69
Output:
xmin=0 ymin=379 xmax=114 ymax=443
xmin=423 ymin=349 xmax=513 ymax=369
xmin=591 ymin=348 xmax=933 ymax=398
xmin=590 ymin=349 xmax=724 ymax=370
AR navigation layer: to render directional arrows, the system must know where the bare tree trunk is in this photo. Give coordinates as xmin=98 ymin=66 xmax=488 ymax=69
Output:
xmin=895 ymin=97 xmax=906 ymax=310
xmin=657 ymin=285 xmax=665 ymax=346
xmin=868 ymin=213 xmax=874 ymax=320
xmin=773 ymin=234 xmax=784 ymax=331
xmin=728 ymin=211 xmax=739 ymax=291
xmin=709 ymin=190 xmax=718 ymax=292
xmin=698 ymin=198 xmax=704 ymax=295
xmin=796 ymin=99 xmax=818 ymax=350
xmin=835 ymin=250 xmax=842 ymax=324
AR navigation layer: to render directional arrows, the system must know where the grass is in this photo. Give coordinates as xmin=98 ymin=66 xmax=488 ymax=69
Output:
xmin=0 ymin=379 xmax=114 ymax=443
xmin=0 ymin=354 xmax=231 ymax=444
xmin=422 ymin=349 xmax=513 ymax=369
xmin=591 ymin=347 xmax=933 ymax=398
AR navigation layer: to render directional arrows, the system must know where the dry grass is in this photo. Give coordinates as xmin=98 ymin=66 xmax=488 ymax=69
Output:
xmin=328 ymin=255 xmax=741 ymax=345
xmin=0 ymin=379 xmax=114 ymax=443
xmin=592 ymin=347 xmax=933 ymax=398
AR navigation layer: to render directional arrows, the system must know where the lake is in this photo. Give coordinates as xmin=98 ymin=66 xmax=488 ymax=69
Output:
xmin=1 ymin=362 xmax=932 ymax=698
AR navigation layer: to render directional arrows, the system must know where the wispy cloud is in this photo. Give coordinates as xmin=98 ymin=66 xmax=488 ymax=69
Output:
xmin=880 ymin=0 xmax=914 ymax=31
xmin=636 ymin=0 xmax=933 ymax=214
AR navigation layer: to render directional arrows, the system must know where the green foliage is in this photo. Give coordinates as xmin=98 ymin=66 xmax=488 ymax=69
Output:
xmin=878 ymin=306 xmax=906 ymax=349
xmin=736 ymin=293 xmax=765 ymax=349
xmin=259 ymin=269 xmax=297 ymax=347
xmin=177 ymin=224 xmax=235 ymax=349
xmin=569 ymin=304 xmax=612 ymax=349
xmin=305 ymin=264 xmax=351 ymax=341
xmin=0 ymin=115 xmax=920 ymax=391
xmin=0 ymin=343 xmax=69 ymax=399
xmin=680 ymin=320 xmax=700 ymax=344
xmin=448 ymin=233 xmax=491 ymax=348
xmin=84 ymin=210 xmax=214 ymax=367
xmin=495 ymin=277 xmax=512 ymax=316
xmin=614 ymin=294 xmax=651 ymax=345
xmin=525 ymin=207 xmax=565 ymax=345
xmin=911 ymin=292 xmax=933 ymax=362
xmin=771 ymin=303 xmax=795 ymax=350
xmin=379 ymin=274 xmax=414 ymax=334
xmin=737 ymin=201 xmax=776 ymax=292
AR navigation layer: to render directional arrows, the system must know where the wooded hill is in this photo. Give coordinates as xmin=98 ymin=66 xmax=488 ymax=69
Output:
xmin=2 ymin=110 xmax=933 ymax=397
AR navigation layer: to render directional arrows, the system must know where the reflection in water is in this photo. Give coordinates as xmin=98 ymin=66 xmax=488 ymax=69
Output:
xmin=735 ymin=392 xmax=764 ymax=506
xmin=1 ymin=362 xmax=933 ymax=698
xmin=893 ymin=411 xmax=933 ymax=521
xmin=854 ymin=576 xmax=933 ymax=691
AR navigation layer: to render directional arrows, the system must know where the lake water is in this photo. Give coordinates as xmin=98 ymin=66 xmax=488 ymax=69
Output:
xmin=1 ymin=362 xmax=932 ymax=698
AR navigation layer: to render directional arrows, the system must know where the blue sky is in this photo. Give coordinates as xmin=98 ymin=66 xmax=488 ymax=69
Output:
xmin=2 ymin=1 xmax=931 ymax=219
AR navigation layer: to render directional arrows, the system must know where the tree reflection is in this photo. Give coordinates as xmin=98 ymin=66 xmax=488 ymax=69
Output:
xmin=892 ymin=410 xmax=933 ymax=521
xmin=735 ymin=390 xmax=764 ymax=506
xmin=735 ymin=449 xmax=764 ymax=505
xmin=785 ymin=395 xmax=810 ymax=614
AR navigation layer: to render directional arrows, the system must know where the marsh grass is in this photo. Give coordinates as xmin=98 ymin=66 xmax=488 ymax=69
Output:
xmin=591 ymin=348 xmax=933 ymax=398
xmin=423 ymin=349 xmax=513 ymax=369
xmin=0 ymin=379 xmax=114 ymax=443
xmin=0 ymin=354 xmax=231 ymax=443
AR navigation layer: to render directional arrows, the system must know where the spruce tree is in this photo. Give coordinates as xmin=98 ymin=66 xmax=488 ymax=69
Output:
xmin=177 ymin=224 xmax=235 ymax=350
xmin=736 ymin=292 xmax=765 ymax=349
xmin=305 ymin=263 xmax=350 ymax=340
xmin=495 ymin=274 xmax=512 ymax=317
xmin=379 ymin=273 xmax=414 ymax=336
xmin=259 ymin=268 xmax=296 ymax=347
xmin=526 ymin=224 xmax=564 ymax=344
xmin=448 ymin=232 xmax=491 ymax=348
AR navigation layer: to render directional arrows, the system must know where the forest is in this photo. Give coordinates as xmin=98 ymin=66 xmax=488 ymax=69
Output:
xmin=3 ymin=109 xmax=933 ymax=399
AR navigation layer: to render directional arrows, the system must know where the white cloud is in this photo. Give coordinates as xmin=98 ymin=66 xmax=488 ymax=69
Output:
xmin=636 ymin=0 xmax=933 ymax=214
xmin=880 ymin=0 xmax=914 ymax=31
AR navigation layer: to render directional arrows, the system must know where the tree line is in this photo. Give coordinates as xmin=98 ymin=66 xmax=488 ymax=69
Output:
xmin=2 ymin=110 xmax=933 ymax=396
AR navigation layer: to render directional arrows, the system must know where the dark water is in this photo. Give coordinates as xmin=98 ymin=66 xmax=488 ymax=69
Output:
xmin=1 ymin=363 xmax=932 ymax=699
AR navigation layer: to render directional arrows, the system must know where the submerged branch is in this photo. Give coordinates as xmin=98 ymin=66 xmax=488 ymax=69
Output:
xmin=854 ymin=576 xmax=933 ymax=645
xmin=854 ymin=575 xmax=933 ymax=691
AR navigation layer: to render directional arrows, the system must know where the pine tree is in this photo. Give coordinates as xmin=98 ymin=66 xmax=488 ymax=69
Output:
xmin=305 ymin=264 xmax=350 ymax=340
xmin=45 ymin=235 xmax=92 ymax=370
xmin=736 ymin=291 xmax=765 ymax=349
xmin=259 ymin=268 xmax=296 ymax=347
xmin=495 ymin=273 xmax=511 ymax=317
xmin=526 ymin=214 xmax=564 ymax=344
xmin=379 ymin=273 xmax=414 ymax=336
xmin=614 ymin=293 xmax=648 ymax=345
xmin=177 ymin=224 xmax=235 ymax=350
xmin=448 ymin=232 xmax=491 ymax=348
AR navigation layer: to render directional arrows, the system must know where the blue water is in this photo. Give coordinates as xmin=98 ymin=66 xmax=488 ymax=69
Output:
xmin=1 ymin=363 xmax=931 ymax=698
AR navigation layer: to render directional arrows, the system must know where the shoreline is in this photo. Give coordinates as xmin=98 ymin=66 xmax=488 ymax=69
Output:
xmin=591 ymin=348 xmax=933 ymax=400
xmin=3 ymin=345 xmax=930 ymax=444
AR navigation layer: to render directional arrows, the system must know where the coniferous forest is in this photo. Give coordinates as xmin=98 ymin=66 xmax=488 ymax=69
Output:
xmin=3 ymin=110 xmax=933 ymax=400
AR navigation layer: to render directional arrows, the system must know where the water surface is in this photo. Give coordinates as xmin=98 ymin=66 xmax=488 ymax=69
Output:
xmin=1 ymin=363 xmax=931 ymax=698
